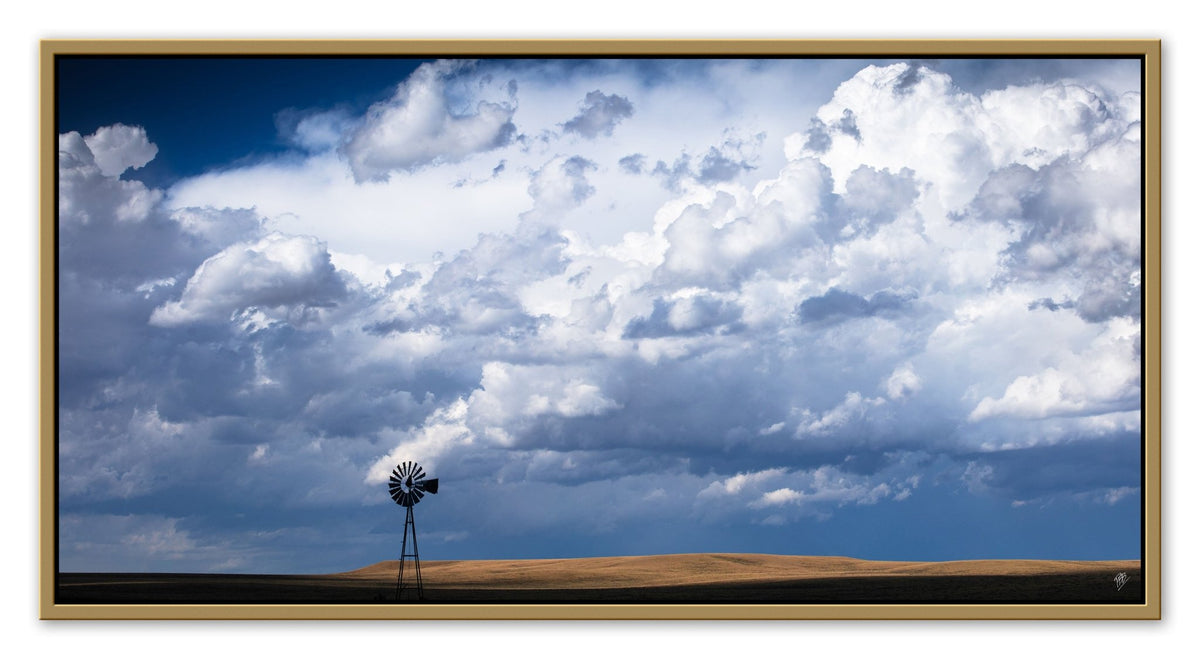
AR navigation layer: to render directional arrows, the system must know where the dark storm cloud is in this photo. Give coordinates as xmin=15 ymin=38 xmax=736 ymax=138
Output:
xmin=802 ymin=118 xmax=832 ymax=153
xmin=797 ymin=288 xmax=915 ymax=326
xmin=1028 ymin=297 xmax=1075 ymax=312
xmin=562 ymin=90 xmax=634 ymax=138
xmin=930 ymin=58 xmax=1143 ymax=98
xmin=651 ymin=155 xmax=693 ymax=192
xmin=820 ymin=165 xmax=920 ymax=241
xmin=622 ymin=295 xmax=744 ymax=339
xmin=59 ymin=131 xmax=216 ymax=283
xmin=1076 ymin=269 xmax=1141 ymax=322
xmin=56 ymin=125 xmax=452 ymax=531
xmin=957 ymin=433 xmax=1141 ymax=502
xmin=696 ymin=147 xmax=756 ymax=184
xmin=840 ymin=166 xmax=919 ymax=224
xmin=799 ymin=110 xmax=859 ymax=154
xmin=833 ymin=109 xmax=861 ymax=139
xmin=893 ymin=63 xmax=925 ymax=95
xmin=618 ymin=153 xmax=646 ymax=174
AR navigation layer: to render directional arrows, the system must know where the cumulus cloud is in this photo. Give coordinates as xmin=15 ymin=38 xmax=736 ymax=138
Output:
xmin=367 ymin=400 xmax=474 ymax=484
xmin=563 ymin=90 xmax=634 ymax=138
xmin=622 ymin=292 xmax=743 ymax=338
xmin=277 ymin=108 xmax=353 ymax=152
xmin=797 ymin=392 xmax=886 ymax=437
xmin=788 ymin=63 xmax=1137 ymax=211
xmin=150 ymin=232 xmax=348 ymax=327
xmin=82 ymin=123 xmax=159 ymax=177
xmin=57 ymin=58 xmax=1145 ymax=570
xmin=696 ymin=462 xmax=917 ymax=522
xmin=968 ymin=317 xmax=1140 ymax=421
xmin=342 ymin=61 xmax=517 ymax=181
xmin=467 ymin=362 xmax=620 ymax=436
xmin=59 ymin=130 xmax=163 ymax=226
xmin=524 ymin=155 xmax=597 ymax=221
xmin=885 ymin=362 xmax=922 ymax=400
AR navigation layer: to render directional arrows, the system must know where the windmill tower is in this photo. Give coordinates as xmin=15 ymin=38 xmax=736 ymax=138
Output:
xmin=388 ymin=461 xmax=439 ymax=600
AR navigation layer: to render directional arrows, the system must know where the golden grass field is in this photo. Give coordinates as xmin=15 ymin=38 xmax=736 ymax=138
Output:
xmin=57 ymin=553 xmax=1142 ymax=603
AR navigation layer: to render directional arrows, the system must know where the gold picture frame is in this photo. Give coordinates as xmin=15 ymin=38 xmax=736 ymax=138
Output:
xmin=40 ymin=39 xmax=1161 ymax=620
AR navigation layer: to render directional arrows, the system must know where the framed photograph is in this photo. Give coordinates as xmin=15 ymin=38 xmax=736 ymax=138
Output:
xmin=40 ymin=39 xmax=1160 ymax=620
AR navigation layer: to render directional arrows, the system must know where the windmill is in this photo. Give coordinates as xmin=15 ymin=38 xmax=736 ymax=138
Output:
xmin=388 ymin=460 xmax=439 ymax=600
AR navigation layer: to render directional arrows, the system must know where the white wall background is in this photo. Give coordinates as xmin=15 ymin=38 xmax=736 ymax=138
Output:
xmin=3 ymin=2 xmax=1192 ymax=657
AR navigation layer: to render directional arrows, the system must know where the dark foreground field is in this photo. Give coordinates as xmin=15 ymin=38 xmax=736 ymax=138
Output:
xmin=57 ymin=554 xmax=1142 ymax=604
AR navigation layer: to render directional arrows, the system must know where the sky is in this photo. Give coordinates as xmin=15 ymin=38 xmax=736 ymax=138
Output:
xmin=55 ymin=55 xmax=1145 ymax=574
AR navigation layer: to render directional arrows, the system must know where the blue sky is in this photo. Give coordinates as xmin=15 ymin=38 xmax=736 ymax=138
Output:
xmin=56 ymin=56 xmax=1144 ymax=574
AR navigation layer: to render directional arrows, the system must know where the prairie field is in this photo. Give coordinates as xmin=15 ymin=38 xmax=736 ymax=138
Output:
xmin=56 ymin=553 xmax=1142 ymax=604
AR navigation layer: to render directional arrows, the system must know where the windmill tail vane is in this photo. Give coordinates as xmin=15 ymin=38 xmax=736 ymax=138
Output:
xmin=388 ymin=460 xmax=437 ymax=600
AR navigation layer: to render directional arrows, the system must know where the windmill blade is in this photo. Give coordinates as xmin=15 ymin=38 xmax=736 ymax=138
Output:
xmin=386 ymin=460 xmax=437 ymax=509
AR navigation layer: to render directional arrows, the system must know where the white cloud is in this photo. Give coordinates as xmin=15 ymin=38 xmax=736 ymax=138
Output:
xmin=697 ymin=463 xmax=915 ymax=523
xmin=467 ymin=361 xmax=620 ymax=434
xmin=961 ymin=461 xmax=995 ymax=495
xmin=169 ymin=206 xmax=262 ymax=247
xmin=150 ymin=232 xmax=347 ymax=326
xmin=797 ymin=391 xmax=886 ymax=436
xmin=342 ymin=60 xmax=516 ymax=181
xmin=795 ymin=63 xmax=1138 ymax=218
xmin=82 ymin=123 xmax=159 ymax=177
xmin=58 ymin=129 xmax=164 ymax=225
xmin=366 ymin=399 xmax=474 ymax=484
xmin=968 ymin=316 xmax=1140 ymax=421
xmin=885 ymin=362 xmax=922 ymax=399
xmin=701 ymin=468 xmax=788 ymax=496
xmin=1100 ymin=486 xmax=1138 ymax=505
xmin=523 ymin=155 xmax=597 ymax=221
